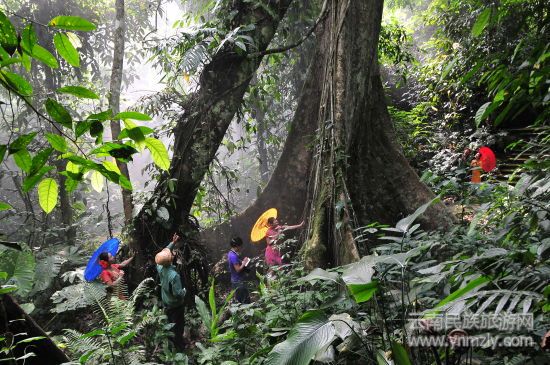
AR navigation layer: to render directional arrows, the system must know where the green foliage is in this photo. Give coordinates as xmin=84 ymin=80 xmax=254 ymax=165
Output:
xmin=195 ymin=279 xmax=235 ymax=341
xmin=265 ymin=310 xmax=336 ymax=365
xmin=194 ymin=177 xmax=549 ymax=364
xmin=61 ymin=278 xmax=188 ymax=364
xmin=0 ymin=248 xmax=35 ymax=297
xmin=0 ymin=9 xmax=169 ymax=214
xmin=37 ymin=177 xmax=58 ymax=214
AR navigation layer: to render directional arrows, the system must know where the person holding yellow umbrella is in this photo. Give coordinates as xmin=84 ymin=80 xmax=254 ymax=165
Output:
xmin=250 ymin=208 xmax=304 ymax=268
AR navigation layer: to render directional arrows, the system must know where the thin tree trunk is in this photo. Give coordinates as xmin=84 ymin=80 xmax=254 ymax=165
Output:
xmin=43 ymin=67 xmax=75 ymax=242
xmin=128 ymin=0 xmax=294 ymax=287
xmin=108 ymin=0 xmax=134 ymax=224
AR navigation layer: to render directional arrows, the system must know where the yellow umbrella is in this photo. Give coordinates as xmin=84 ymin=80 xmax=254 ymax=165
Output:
xmin=250 ymin=208 xmax=277 ymax=243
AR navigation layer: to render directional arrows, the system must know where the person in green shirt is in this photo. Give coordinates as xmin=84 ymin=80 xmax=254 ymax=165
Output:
xmin=155 ymin=232 xmax=186 ymax=350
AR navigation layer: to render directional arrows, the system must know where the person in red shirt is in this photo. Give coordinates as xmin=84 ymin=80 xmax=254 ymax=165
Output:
xmin=264 ymin=217 xmax=304 ymax=267
xmin=98 ymin=252 xmax=134 ymax=298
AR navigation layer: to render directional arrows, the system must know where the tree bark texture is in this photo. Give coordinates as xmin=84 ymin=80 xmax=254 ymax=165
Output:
xmin=302 ymin=0 xmax=455 ymax=269
xmin=200 ymin=20 xmax=329 ymax=262
xmin=108 ymin=0 xmax=134 ymax=225
xmin=129 ymin=0 xmax=294 ymax=286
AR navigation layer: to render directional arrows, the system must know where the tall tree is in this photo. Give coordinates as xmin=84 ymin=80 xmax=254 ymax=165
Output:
xmin=301 ymin=0 xmax=454 ymax=269
xmin=108 ymin=0 xmax=134 ymax=224
xmin=201 ymin=0 xmax=455 ymax=267
xmin=128 ymin=0 xmax=295 ymax=286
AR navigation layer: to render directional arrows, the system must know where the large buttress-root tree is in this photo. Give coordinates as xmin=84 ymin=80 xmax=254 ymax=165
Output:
xmin=127 ymin=0 xmax=294 ymax=288
xmin=301 ymin=0 xmax=454 ymax=269
xmin=201 ymin=0 xmax=455 ymax=268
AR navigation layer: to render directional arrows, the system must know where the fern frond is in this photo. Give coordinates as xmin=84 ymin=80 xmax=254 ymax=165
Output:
xmin=51 ymin=282 xmax=107 ymax=313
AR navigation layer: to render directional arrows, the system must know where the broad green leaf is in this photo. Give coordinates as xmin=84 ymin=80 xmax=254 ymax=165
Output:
xmin=395 ymin=198 xmax=439 ymax=232
xmin=89 ymin=121 xmax=103 ymax=139
xmin=0 ymin=11 xmax=17 ymax=57
xmin=65 ymin=177 xmax=79 ymax=192
xmin=0 ymin=201 xmax=11 ymax=211
xmin=45 ymin=98 xmax=73 ymax=129
xmin=266 ymin=311 xmax=335 ymax=365
xmin=22 ymin=166 xmax=54 ymax=192
xmin=0 ymin=57 xmax=21 ymax=68
xmin=118 ymin=126 xmax=154 ymax=140
xmin=21 ymin=24 xmax=38 ymax=54
xmin=118 ymin=174 xmax=132 ymax=191
xmin=21 ymin=51 xmax=31 ymax=71
xmin=66 ymin=161 xmax=80 ymax=174
xmin=8 ymin=132 xmax=37 ymax=154
xmin=90 ymin=170 xmax=104 ymax=192
xmin=435 ymin=276 xmax=491 ymax=308
xmin=30 ymin=44 xmax=59 ymax=69
xmin=57 ymin=85 xmax=99 ymax=99
xmin=391 ymin=342 xmax=412 ymax=365
xmin=0 ymin=249 xmax=36 ymax=296
xmin=472 ymin=8 xmax=491 ymax=37
xmin=114 ymin=111 xmax=152 ymax=121
xmin=38 ymin=178 xmax=58 ymax=214
xmin=0 ymin=144 xmax=5 ymax=163
xmin=45 ymin=133 xmax=68 ymax=152
xmin=0 ymin=70 xmax=33 ymax=96
xmin=13 ymin=149 xmax=32 ymax=173
xmin=53 ymin=33 xmax=80 ymax=67
xmin=65 ymin=32 xmax=82 ymax=48
xmin=475 ymin=101 xmax=491 ymax=126
xmin=30 ymin=148 xmax=53 ymax=175
xmin=102 ymin=160 xmax=121 ymax=174
xmin=347 ymin=281 xmax=378 ymax=303
xmin=195 ymin=295 xmax=212 ymax=330
xmin=49 ymin=16 xmax=96 ymax=31
xmin=145 ymin=137 xmax=170 ymax=170
xmin=91 ymin=142 xmax=137 ymax=162
xmin=75 ymin=121 xmax=92 ymax=138
xmin=87 ymin=109 xmax=112 ymax=121
xmin=0 ymin=285 xmax=18 ymax=294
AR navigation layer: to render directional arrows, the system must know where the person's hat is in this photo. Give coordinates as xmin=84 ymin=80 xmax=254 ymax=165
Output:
xmin=155 ymin=248 xmax=174 ymax=266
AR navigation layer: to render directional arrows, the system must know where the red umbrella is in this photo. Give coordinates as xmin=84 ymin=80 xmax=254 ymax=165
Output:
xmin=478 ymin=146 xmax=496 ymax=172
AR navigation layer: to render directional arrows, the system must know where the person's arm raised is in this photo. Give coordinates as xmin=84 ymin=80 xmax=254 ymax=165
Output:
xmin=119 ymin=256 xmax=134 ymax=267
xmin=282 ymin=220 xmax=305 ymax=231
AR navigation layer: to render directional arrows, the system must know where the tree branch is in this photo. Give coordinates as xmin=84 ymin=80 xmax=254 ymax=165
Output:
xmin=248 ymin=0 xmax=328 ymax=58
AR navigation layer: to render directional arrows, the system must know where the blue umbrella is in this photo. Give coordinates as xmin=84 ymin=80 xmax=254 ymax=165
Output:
xmin=84 ymin=238 xmax=120 ymax=282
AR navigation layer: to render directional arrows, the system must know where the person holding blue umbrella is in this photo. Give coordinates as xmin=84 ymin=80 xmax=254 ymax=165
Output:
xmin=98 ymin=251 xmax=134 ymax=288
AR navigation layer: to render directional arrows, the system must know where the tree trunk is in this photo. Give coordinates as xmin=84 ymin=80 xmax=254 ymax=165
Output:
xmin=0 ymin=294 xmax=70 ymax=364
xmin=200 ymin=19 xmax=329 ymax=262
xmin=108 ymin=0 xmax=134 ymax=224
xmin=41 ymin=66 xmax=76 ymax=243
xmin=302 ymin=0 xmax=455 ymax=269
xmin=202 ymin=0 xmax=455 ymax=269
xmin=128 ymin=0 xmax=294 ymax=287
